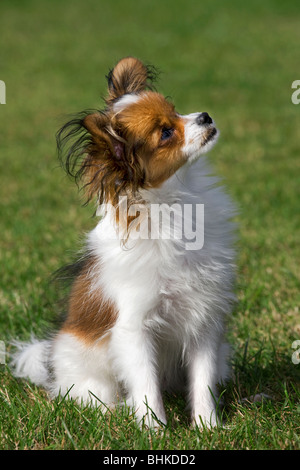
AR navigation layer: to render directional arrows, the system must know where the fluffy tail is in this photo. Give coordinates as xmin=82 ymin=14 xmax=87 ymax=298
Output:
xmin=11 ymin=337 xmax=52 ymax=388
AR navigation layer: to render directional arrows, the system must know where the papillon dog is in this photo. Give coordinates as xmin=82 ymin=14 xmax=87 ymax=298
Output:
xmin=12 ymin=57 xmax=236 ymax=428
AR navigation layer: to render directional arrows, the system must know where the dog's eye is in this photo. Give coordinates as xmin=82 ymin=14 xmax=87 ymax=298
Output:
xmin=161 ymin=127 xmax=174 ymax=141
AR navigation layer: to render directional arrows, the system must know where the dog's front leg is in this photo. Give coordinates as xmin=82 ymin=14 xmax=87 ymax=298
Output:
xmin=110 ymin=324 xmax=166 ymax=427
xmin=188 ymin=340 xmax=221 ymax=429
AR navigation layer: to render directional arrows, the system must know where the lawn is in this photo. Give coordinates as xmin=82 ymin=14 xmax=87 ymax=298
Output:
xmin=0 ymin=0 xmax=299 ymax=450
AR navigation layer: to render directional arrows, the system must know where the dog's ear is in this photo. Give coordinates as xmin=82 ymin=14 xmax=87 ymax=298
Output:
xmin=106 ymin=57 xmax=157 ymax=103
xmin=82 ymin=112 xmax=146 ymax=204
xmin=57 ymin=111 xmax=145 ymax=205
xmin=83 ymin=112 xmax=123 ymax=159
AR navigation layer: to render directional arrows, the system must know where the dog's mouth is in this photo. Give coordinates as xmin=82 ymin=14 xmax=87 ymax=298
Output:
xmin=183 ymin=115 xmax=219 ymax=161
xmin=202 ymin=127 xmax=217 ymax=146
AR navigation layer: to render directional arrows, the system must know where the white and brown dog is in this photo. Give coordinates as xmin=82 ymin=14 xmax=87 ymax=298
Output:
xmin=12 ymin=57 xmax=236 ymax=428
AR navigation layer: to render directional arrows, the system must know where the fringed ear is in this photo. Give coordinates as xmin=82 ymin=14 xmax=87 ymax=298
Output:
xmin=106 ymin=57 xmax=158 ymax=103
xmin=56 ymin=110 xmax=111 ymax=185
xmin=57 ymin=110 xmax=145 ymax=205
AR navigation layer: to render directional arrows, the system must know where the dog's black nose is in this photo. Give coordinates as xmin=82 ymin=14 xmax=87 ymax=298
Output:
xmin=196 ymin=112 xmax=213 ymax=125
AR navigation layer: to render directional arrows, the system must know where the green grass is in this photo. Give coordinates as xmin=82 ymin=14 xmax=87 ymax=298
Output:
xmin=0 ymin=0 xmax=299 ymax=450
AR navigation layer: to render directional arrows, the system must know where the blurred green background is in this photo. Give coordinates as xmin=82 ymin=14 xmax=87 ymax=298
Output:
xmin=0 ymin=0 xmax=299 ymax=450
xmin=1 ymin=0 xmax=299 ymax=335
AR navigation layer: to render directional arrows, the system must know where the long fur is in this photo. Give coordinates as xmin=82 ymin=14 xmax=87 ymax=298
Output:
xmin=11 ymin=57 xmax=237 ymax=429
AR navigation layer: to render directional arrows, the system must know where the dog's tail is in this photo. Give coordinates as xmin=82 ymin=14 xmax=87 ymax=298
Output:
xmin=11 ymin=337 xmax=52 ymax=388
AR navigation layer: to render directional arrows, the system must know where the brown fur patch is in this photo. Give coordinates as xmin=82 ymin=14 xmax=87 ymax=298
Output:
xmin=57 ymin=59 xmax=187 ymax=209
xmin=61 ymin=258 xmax=118 ymax=344
xmin=106 ymin=57 xmax=156 ymax=103
xmin=116 ymin=92 xmax=186 ymax=187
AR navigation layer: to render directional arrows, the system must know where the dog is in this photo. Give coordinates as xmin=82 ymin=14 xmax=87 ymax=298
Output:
xmin=12 ymin=57 xmax=236 ymax=428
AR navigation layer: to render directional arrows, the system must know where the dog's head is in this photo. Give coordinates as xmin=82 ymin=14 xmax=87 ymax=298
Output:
xmin=57 ymin=57 xmax=218 ymax=205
